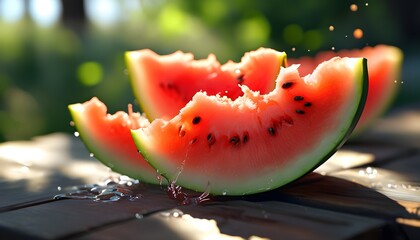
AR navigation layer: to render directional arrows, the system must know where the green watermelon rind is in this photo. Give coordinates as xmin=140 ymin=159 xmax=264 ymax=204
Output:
xmin=68 ymin=103 xmax=159 ymax=184
xmin=132 ymin=58 xmax=368 ymax=195
xmin=305 ymin=57 xmax=368 ymax=171
xmin=351 ymin=46 xmax=403 ymax=136
xmin=125 ymin=51 xmax=153 ymax=119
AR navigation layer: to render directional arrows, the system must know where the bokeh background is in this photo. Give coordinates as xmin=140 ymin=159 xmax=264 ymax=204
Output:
xmin=1 ymin=0 xmax=419 ymax=141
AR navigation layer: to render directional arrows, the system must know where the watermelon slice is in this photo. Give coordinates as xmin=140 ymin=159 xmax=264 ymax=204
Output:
xmin=288 ymin=45 xmax=403 ymax=135
xmin=125 ymin=48 xmax=287 ymax=120
xmin=131 ymin=57 xmax=368 ymax=196
xmin=68 ymin=97 xmax=159 ymax=184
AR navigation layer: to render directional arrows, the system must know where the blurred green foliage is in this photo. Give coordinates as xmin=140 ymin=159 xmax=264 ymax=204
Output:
xmin=0 ymin=0 xmax=418 ymax=141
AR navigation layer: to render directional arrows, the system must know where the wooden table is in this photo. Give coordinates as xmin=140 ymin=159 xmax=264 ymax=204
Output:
xmin=1 ymin=105 xmax=419 ymax=240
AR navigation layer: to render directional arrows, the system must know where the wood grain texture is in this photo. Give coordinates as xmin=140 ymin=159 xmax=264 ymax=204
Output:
xmin=1 ymin=106 xmax=420 ymax=239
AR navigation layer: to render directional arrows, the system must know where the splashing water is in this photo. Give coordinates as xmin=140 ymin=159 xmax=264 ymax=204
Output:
xmin=53 ymin=175 xmax=143 ymax=202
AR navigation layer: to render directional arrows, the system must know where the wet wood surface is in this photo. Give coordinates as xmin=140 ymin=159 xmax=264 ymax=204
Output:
xmin=0 ymin=105 xmax=419 ymax=239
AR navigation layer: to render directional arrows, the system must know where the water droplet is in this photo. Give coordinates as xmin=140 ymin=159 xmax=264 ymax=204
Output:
xmin=345 ymin=35 xmax=348 ymax=38
xmin=307 ymin=49 xmax=311 ymax=52
xmin=69 ymin=121 xmax=75 ymax=126
xmin=350 ymin=4 xmax=358 ymax=12
xmin=53 ymin=176 xmax=143 ymax=203
xmin=74 ymin=131 xmax=80 ymax=137
xmin=394 ymin=80 xmax=398 ymax=84
xmin=353 ymin=28 xmax=363 ymax=39
xmin=329 ymin=25 xmax=335 ymax=31
xmin=135 ymin=213 xmax=144 ymax=219
xmin=222 ymin=191 xmax=227 ymax=196
xmin=331 ymin=46 xmax=335 ymax=51
xmin=358 ymin=167 xmax=378 ymax=179
xmin=370 ymin=182 xmax=383 ymax=190
xmin=57 ymin=186 xmax=62 ymax=191
xmin=401 ymin=81 xmax=404 ymax=84
xmin=365 ymin=3 xmax=369 ymax=7
xmin=291 ymin=47 xmax=296 ymax=52
xmin=89 ymin=153 xmax=94 ymax=158
xmin=129 ymin=194 xmax=143 ymax=201
xmin=160 ymin=209 xmax=184 ymax=218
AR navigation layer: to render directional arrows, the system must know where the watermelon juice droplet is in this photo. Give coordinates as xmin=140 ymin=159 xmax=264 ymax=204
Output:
xmin=353 ymin=28 xmax=363 ymax=39
xmin=329 ymin=25 xmax=335 ymax=31
xmin=350 ymin=4 xmax=358 ymax=12
xmin=74 ymin=131 xmax=80 ymax=137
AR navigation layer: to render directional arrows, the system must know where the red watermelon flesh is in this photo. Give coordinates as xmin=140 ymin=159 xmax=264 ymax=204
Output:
xmin=131 ymin=57 xmax=368 ymax=195
xmin=126 ymin=48 xmax=287 ymax=120
xmin=288 ymin=45 xmax=403 ymax=135
xmin=68 ymin=97 xmax=160 ymax=184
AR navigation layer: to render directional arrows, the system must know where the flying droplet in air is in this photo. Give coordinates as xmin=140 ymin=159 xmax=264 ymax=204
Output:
xmin=350 ymin=4 xmax=358 ymax=11
xmin=353 ymin=28 xmax=363 ymax=39
xmin=329 ymin=25 xmax=335 ymax=31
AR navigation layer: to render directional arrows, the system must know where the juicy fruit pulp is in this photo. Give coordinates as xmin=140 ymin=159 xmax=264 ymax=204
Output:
xmin=126 ymin=48 xmax=287 ymax=120
xmin=288 ymin=45 xmax=403 ymax=135
xmin=132 ymin=57 xmax=368 ymax=196
xmin=68 ymin=97 xmax=159 ymax=184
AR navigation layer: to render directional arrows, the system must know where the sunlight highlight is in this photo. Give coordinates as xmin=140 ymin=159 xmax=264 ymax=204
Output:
xmin=29 ymin=0 xmax=62 ymax=27
xmin=0 ymin=0 xmax=25 ymax=23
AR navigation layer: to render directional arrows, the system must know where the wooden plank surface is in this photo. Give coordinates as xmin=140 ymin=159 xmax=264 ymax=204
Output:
xmin=0 ymin=106 xmax=419 ymax=239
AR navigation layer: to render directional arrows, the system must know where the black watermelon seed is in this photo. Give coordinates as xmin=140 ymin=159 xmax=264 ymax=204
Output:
xmin=192 ymin=116 xmax=201 ymax=125
xmin=243 ymin=132 xmax=249 ymax=143
xmin=178 ymin=126 xmax=186 ymax=137
xmin=296 ymin=109 xmax=305 ymax=114
xmin=190 ymin=138 xmax=198 ymax=144
xmin=268 ymin=127 xmax=276 ymax=136
xmin=237 ymin=74 xmax=245 ymax=84
xmin=304 ymin=102 xmax=312 ymax=107
xmin=294 ymin=96 xmax=304 ymax=101
xmin=281 ymin=82 xmax=294 ymax=89
xmin=229 ymin=136 xmax=240 ymax=146
xmin=207 ymin=133 xmax=216 ymax=146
